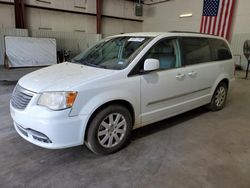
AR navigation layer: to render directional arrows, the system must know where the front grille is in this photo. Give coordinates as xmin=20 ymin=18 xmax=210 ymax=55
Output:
xmin=11 ymin=84 xmax=34 ymax=110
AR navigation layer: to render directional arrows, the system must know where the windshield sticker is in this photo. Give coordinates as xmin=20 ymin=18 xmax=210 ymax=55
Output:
xmin=128 ymin=38 xmax=145 ymax=42
xmin=118 ymin=61 xmax=124 ymax=65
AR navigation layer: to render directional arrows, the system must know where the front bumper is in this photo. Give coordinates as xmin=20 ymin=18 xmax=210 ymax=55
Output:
xmin=10 ymin=103 xmax=88 ymax=149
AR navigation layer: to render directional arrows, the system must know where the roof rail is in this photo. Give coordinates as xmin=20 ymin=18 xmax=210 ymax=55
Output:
xmin=168 ymin=30 xmax=216 ymax=36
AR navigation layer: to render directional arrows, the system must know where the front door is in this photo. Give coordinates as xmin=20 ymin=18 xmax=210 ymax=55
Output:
xmin=140 ymin=38 xmax=193 ymax=124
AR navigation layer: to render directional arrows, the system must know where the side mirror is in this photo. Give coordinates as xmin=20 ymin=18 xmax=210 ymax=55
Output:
xmin=144 ymin=58 xmax=160 ymax=72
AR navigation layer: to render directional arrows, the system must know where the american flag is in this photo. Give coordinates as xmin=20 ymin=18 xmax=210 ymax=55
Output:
xmin=200 ymin=0 xmax=236 ymax=40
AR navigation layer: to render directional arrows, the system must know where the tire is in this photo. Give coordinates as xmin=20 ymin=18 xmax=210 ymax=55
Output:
xmin=208 ymin=82 xmax=228 ymax=111
xmin=85 ymin=104 xmax=133 ymax=155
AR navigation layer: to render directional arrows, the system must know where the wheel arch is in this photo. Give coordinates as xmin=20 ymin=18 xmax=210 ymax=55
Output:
xmin=208 ymin=77 xmax=229 ymax=111
xmin=219 ymin=78 xmax=229 ymax=88
xmin=84 ymin=99 xmax=135 ymax=141
xmin=211 ymin=75 xmax=230 ymax=97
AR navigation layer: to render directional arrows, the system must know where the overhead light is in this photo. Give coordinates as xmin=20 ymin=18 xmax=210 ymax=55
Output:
xmin=179 ymin=13 xmax=193 ymax=18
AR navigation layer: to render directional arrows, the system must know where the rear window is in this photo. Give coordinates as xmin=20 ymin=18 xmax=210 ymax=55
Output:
xmin=182 ymin=38 xmax=212 ymax=65
xmin=209 ymin=38 xmax=232 ymax=61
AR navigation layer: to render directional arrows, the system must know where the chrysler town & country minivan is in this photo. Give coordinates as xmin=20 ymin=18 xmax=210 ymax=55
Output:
xmin=10 ymin=32 xmax=234 ymax=154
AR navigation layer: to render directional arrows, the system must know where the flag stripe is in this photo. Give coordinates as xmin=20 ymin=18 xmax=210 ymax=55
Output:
xmin=200 ymin=16 xmax=205 ymax=33
xmin=203 ymin=16 xmax=206 ymax=33
xmin=204 ymin=16 xmax=208 ymax=33
xmin=212 ymin=15 xmax=217 ymax=35
xmin=217 ymin=0 xmax=226 ymax=36
xmin=226 ymin=0 xmax=236 ymax=40
xmin=223 ymin=0 xmax=232 ymax=37
xmin=215 ymin=0 xmax=223 ymax=35
xmin=205 ymin=17 xmax=209 ymax=33
xmin=224 ymin=1 xmax=233 ymax=37
xmin=221 ymin=0 xmax=230 ymax=37
xmin=207 ymin=16 xmax=212 ymax=34
xmin=209 ymin=17 xmax=213 ymax=34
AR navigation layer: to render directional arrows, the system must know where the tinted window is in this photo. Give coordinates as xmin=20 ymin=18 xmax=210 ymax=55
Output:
xmin=182 ymin=38 xmax=212 ymax=65
xmin=209 ymin=38 xmax=232 ymax=61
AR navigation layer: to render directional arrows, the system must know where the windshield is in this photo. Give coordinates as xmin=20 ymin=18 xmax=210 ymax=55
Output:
xmin=71 ymin=36 xmax=152 ymax=70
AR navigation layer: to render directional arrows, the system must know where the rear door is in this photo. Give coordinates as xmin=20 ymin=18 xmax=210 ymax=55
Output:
xmin=179 ymin=37 xmax=218 ymax=104
xmin=180 ymin=37 xmax=234 ymax=106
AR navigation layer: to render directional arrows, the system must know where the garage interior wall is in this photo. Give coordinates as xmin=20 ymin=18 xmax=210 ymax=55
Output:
xmin=143 ymin=0 xmax=203 ymax=32
xmin=0 ymin=0 xmax=142 ymax=35
xmin=229 ymin=0 xmax=250 ymax=69
xmin=0 ymin=0 xmax=143 ymax=65
xmin=142 ymin=0 xmax=250 ymax=69
xmin=0 ymin=3 xmax=15 ymax=28
xmin=1 ymin=0 xmax=250 ymax=68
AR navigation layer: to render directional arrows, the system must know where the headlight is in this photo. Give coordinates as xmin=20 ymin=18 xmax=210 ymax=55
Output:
xmin=37 ymin=91 xmax=77 ymax=110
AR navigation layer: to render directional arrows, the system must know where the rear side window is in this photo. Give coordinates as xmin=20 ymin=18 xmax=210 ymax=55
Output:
xmin=209 ymin=38 xmax=232 ymax=61
xmin=182 ymin=38 xmax=212 ymax=65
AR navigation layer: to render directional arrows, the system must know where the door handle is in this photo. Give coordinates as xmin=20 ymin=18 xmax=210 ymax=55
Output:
xmin=176 ymin=73 xmax=185 ymax=79
xmin=188 ymin=71 xmax=197 ymax=77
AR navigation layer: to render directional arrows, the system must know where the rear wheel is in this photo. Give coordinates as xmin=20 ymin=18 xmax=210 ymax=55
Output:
xmin=208 ymin=82 xmax=228 ymax=111
xmin=85 ymin=105 xmax=132 ymax=155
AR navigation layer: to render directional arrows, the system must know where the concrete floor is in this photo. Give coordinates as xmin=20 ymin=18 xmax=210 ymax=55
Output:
xmin=0 ymin=66 xmax=41 ymax=81
xmin=0 ymin=69 xmax=250 ymax=188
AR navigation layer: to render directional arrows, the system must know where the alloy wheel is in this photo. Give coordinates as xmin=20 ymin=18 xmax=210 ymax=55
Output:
xmin=214 ymin=86 xmax=226 ymax=107
xmin=97 ymin=113 xmax=127 ymax=148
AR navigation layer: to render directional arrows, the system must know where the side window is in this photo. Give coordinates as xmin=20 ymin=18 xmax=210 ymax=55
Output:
xmin=209 ymin=39 xmax=232 ymax=61
xmin=182 ymin=38 xmax=212 ymax=65
xmin=144 ymin=39 xmax=181 ymax=70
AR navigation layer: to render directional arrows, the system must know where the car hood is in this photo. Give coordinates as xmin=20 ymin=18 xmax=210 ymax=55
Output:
xmin=18 ymin=62 xmax=116 ymax=92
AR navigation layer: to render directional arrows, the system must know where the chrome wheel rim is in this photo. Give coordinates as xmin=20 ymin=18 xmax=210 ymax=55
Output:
xmin=97 ymin=113 xmax=127 ymax=148
xmin=214 ymin=86 xmax=226 ymax=107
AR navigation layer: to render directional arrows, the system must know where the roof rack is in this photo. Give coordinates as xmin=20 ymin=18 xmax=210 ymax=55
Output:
xmin=169 ymin=30 xmax=216 ymax=36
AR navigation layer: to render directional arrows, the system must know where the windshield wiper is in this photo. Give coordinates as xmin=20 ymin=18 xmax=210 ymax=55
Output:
xmin=82 ymin=61 xmax=107 ymax=69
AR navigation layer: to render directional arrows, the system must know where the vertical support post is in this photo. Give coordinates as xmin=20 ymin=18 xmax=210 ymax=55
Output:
xmin=246 ymin=60 xmax=250 ymax=79
xmin=14 ymin=0 xmax=26 ymax=29
xmin=96 ymin=0 xmax=102 ymax=34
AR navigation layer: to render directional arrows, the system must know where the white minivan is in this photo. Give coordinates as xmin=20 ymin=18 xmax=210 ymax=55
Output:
xmin=10 ymin=32 xmax=234 ymax=154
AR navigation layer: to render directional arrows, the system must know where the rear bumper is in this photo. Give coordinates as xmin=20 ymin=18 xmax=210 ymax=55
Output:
xmin=10 ymin=103 xmax=88 ymax=149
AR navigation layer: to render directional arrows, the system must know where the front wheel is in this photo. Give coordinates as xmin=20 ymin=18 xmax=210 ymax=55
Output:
xmin=85 ymin=105 xmax=132 ymax=155
xmin=208 ymin=82 xmax=228 ymax=111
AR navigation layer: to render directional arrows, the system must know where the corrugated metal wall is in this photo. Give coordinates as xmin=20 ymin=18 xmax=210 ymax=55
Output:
xmin=231 ymin=33 xmax=250 ymax=70
xmin=0 ymin=28 xmax=101 ymax=66
xmin=0 ymin=28 xmax=28 ymax=66
xmin=3 ymin=29 xmax=247 ymax=69
xmin=29 ymin=30 xmax=101 ymax=57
